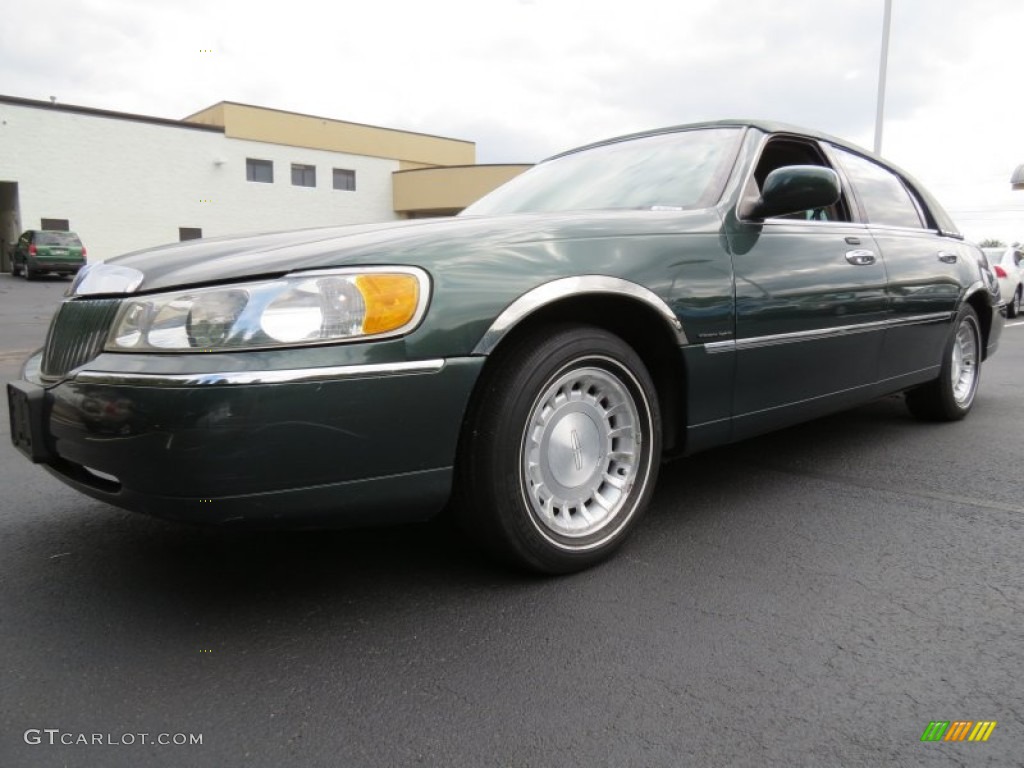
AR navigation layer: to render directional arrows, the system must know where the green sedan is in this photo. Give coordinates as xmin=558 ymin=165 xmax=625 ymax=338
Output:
xmin=6 ymin=120 xmax=1005 ymax=573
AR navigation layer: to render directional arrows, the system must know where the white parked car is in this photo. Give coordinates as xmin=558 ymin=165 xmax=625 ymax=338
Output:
xmin=982 ymin=246 xmax=1023 ymax=318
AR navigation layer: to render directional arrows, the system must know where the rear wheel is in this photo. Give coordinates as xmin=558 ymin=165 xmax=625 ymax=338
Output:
xmin=905 ymin=304 xmax=981 ymax=421
xmin=456 ymin=324 xmax=662 ymax=574
xmin=1009 ymin=286 xmax=1021 ymax=319
xmin=10 ymin=260 xmax=20 ymax=277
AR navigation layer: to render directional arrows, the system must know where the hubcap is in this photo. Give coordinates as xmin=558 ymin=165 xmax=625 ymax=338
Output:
xmin=521 ymin=364 xmax=642 ymax=539
xmin=950 ymin=318 xmax=979 ymax=406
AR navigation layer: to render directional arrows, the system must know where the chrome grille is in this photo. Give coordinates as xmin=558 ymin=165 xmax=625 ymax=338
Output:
xmin=41 ymin=299 xmax=121 ymax=379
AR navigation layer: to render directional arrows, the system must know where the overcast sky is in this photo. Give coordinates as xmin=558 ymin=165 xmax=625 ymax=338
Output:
xmin=2 ymin=0 xmax=1022 ymax=242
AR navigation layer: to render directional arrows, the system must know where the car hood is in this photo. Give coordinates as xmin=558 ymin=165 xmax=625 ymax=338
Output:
xmin=102 ymin=209 xmax=722 ymax=294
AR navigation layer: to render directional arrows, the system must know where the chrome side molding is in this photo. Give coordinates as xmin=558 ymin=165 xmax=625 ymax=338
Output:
xmin=74 ymin=359 xmax=446 ymax=387
xmin=704 ymin=312 xmax=952 ymax=354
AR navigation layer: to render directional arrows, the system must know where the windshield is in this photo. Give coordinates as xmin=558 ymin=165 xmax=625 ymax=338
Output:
xmin=463 ymin=127 xmax=742 ymax=216
xmin=36 ymin=231 xmax=82 ymax=246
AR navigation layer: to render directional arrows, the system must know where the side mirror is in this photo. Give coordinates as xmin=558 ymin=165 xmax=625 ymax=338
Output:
xmin=739 ymin=165 xmax=841 ymax=221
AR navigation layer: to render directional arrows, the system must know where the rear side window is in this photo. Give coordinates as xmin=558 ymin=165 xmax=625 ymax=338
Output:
xmin=35 ymin=232 xmax=82 ymax=246
xmin=833 ymin=148 xmax=924 ymax=229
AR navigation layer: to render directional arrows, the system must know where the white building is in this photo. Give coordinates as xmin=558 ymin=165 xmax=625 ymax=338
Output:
xmin=0 ymin=95 xmax=528 ymax=267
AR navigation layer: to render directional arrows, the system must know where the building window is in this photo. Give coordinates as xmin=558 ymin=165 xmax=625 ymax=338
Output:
xmin=246 ymin=158 xmax=274 ymax=183
xmin=333 ymin=168 xmax=356 ymax=191
xmin=291 ymin=164 xmax=316 ymax=188
xmin=179 ymin=227 xmax=203 ymax=241
xmin=41 ymin=218 xmax=70 ymax=231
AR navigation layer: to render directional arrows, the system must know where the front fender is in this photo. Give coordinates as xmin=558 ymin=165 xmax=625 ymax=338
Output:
xmin=471 ymin=275 xmax=688 ymax=355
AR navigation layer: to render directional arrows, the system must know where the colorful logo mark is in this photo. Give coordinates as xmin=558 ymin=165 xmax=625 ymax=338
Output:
xmin=921 ymin=721 xmax=997 ymax=742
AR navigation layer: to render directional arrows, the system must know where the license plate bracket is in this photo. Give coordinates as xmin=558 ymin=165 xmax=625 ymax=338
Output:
xmin=7 ymin=380 xmax=51 ymax=463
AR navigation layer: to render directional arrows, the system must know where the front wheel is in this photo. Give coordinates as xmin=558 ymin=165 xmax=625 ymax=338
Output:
xmin=1009 ymin=287 xmax=1022 ymax=319
xmin=905 ymin=304 xmax=982 ymax=421
xmin=456 ymin=324 xmax=662 ymax=574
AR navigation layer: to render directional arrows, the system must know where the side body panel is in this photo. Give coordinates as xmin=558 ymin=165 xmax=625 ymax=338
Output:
xmin=729 ymin=219 xmax=887 ymax=425
xmin=870 ymin=227 xmax=963 ymax=387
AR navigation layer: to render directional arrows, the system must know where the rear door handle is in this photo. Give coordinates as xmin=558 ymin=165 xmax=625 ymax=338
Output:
xmin=938 ymin=251 xmax=958 ymax=264
xmin=845 ymin=249 xmax=876 ymax=266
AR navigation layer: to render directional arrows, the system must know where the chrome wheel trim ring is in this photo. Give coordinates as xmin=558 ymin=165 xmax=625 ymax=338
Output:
xmin=950 ymin=316 xmax=979 ymax=407
xmin=519 ymin=359 xmax=649 ymax=546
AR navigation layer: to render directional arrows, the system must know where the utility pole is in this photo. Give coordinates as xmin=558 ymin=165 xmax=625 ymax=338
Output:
xmin=874 ymin=0 xmax=893 ymax=155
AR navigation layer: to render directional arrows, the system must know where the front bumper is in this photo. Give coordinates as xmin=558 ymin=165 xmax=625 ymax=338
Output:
xmin=9 ymin=354 xmax=483 ymax=526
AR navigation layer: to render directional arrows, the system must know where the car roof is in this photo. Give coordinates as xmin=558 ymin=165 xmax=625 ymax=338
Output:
xmin=546 ymin=119 xmax=961 ymax=238
xmin=546 ymin=119 xmax=862 ymax=161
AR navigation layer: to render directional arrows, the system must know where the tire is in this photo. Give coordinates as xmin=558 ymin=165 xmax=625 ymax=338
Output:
xmin=10 ymin=261 xmax=19 ymax=277
xmin=905 ymin=304 xmax=982 ymax=421
xmin=23 ymin=263 xmax=35 ymax=280
xmin=1009 ymin=287 xmax=1022 ymax=319
xmin=456 ymin=324 xmax=662 ymax=574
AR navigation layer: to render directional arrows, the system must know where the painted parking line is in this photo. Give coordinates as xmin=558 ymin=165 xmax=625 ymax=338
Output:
xmin=1006 ymin=321 xmax=1024 ymax=329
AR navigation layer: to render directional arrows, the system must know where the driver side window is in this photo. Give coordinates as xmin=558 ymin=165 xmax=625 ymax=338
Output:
xmin=746 ymin=138 xmax=850 ymax=222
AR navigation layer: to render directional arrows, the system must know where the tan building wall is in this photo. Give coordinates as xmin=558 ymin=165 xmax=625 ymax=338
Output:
xmin=184 ymin=101 xmax=529 ymax=215
xmin=393 ymin=164 xmax=531 ymax=215
xmin=185 ymin=102 xmax=475 ymax=168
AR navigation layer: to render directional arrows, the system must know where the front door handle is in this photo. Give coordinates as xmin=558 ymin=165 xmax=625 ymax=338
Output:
xmin=938 ymin=251 xmax=958 ymax=264
xmin=845 ymin=249 xmax=876 ymax=266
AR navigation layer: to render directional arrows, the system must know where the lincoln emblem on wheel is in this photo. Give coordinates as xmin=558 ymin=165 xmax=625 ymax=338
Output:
xmin=569 ymin=428 xmax=585 ymax=473
xmin=6 ymin=120 xmax=1005 ymax=573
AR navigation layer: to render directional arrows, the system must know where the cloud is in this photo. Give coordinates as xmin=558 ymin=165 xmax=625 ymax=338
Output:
xmin=1 ymin=0 xmax=1022 ymax=239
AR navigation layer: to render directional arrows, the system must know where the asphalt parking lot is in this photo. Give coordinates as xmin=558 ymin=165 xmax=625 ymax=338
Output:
xmin=1 ymin=273 xmax=1022 ymax=768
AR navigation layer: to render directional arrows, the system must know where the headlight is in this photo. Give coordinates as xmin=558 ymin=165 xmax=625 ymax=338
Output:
xmin=105 ymin=267 xmax=429 ymax=352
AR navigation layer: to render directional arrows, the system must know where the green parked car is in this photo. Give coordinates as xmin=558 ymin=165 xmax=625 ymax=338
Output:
xmin=11 ymin=229 xmax=87 ymax=279
xmin=6 ymin=120 xmax=1006 ymax=573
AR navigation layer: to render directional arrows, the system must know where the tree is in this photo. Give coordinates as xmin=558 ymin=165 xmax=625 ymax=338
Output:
xmin=979 ymin=238 xmax=1006 ymax=248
